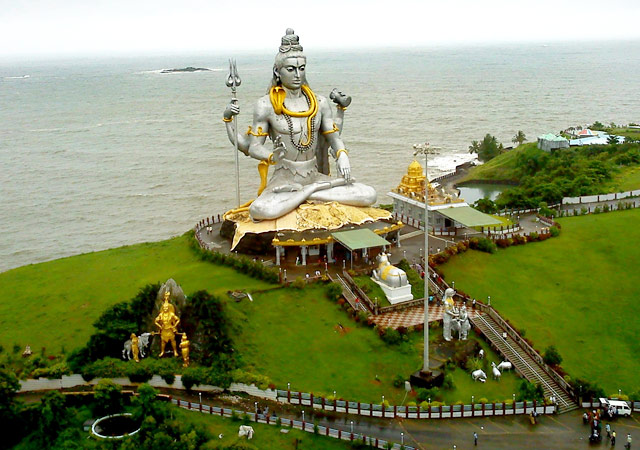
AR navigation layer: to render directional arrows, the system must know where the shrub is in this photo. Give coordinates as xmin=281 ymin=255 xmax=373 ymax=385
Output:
xmin=543 ymin=345 xmax=563 ymax=366
xmin=476 ymin=238 xmax=497 ymax=254
xmin=529 ymin=232 xmax=539 ymax=241
xmin=181 ymin=367 xmax=208 ymax=390
xmin=442 ymin=374 xmax=455 ymax=390
xmin=127 ymin=364 xmax=153 ymax=383
xmin=392 ymin=374 xmax=405 ymax=388
xmin=549 ymin=226 xmax=560 ymax=237
xmin=326 ymin=282 xmax=343 ymax=302
xmin=380 ymin=327 xmax=402 ymax=345
xmin=357 ymin=311 xmax=369 ymax=324
xmin=292 ymin=276 xmax=306 ymax=289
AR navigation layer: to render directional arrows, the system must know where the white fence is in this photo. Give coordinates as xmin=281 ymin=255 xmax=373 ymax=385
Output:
xmin=563 ymin=190 xmax=640 ymax=205
xmin=18 ymin=375 xmax=555 ymax=420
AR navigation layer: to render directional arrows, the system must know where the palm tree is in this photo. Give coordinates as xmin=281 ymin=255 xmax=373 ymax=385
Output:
xmin=607 ymin=134 xmax=620 ymax=145
xmin=468 ymin=140 xmax=480 ymax=154
xmin=512 ymin=130 xmax=526 ymax=147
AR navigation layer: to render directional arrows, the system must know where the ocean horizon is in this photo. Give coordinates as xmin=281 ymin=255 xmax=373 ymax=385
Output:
xmin=2 ymin=41 xmax=639 ymax=272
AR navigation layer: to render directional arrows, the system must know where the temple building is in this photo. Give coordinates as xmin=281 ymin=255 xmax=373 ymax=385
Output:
xmin=387 ymin=160 xmax=501 ymax=236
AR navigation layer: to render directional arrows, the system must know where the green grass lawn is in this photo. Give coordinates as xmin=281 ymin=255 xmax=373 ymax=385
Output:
xmin=1 ymin=233 xmax=522 ymax=404
xmin=605 ymin=165 xmax=640 ymax=191
xmin=234 ymin=284 xmax=421 ymax=403
xmin=177 ymin=408 xmax=353 ymax=450
xmin=353 ymin=275 xmax=391 ymax=307
xmin=0 ymin=234 xmax=272 ymax=354
xmin=460 ymin=143 xmax=542 ymax=182
xmin=438 ymin=208 xmax=640 ymax=395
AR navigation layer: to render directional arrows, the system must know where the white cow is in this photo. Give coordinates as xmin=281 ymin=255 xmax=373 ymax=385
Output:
xmin=238 ymin=425 xmax=254 ymax=439
xmin=122 ymin=332 xmax=152 ymax=360
xmin=496 ymin=361 xmax=512 ymax=371
xmin=491 ymin=362 xmax=501 ymax=381
xmin=471 ymin=369 xmax=487 ymax=383
xmin=478 ymin=349 xmax=485 ymax=359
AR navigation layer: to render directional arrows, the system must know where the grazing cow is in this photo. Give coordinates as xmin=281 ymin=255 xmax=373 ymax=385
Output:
xmin=496 ymin=361 xmax=512 ymax=371
xmin=471 ymin=369 xmax=487 ymax=383
xmin=491 ymin=362 xmax=502 ymax=381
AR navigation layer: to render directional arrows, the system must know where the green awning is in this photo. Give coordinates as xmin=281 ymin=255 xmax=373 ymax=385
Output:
xmin=437 ymin=206 xmax=503 ymax=227
xmin=331 ymin=229 xmax=391 ymax=251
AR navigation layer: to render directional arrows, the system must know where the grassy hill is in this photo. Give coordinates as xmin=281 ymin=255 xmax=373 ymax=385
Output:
xmin=459 ymin=141 xmax=640 ymax=209
xmin=2 ymin=233 xmax=523 ymax=404
xmin=438 ymin=208 xmax=640 ymax=395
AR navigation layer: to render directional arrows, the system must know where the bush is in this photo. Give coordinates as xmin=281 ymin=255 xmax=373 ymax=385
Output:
xmin=476 ymin=238 xmax=497 ymax=254
xmin=442 ymin=374 xmax=455 ymax=390
xmin=326 ymin=282 xmax=343 ymax=301
xmin=380 ymin=327 xmax=402 ymax=345
xmin=127 ymin=364 xmax=153 ymax=383
xmin=529 ymin=232 xmax=539 ymax=241
xmin=181 ymin=367 xmax=208 ymax=390
xmin=543 ymin=345 xmax=563 ymax=366
xmin=392 ymin=374 xmax=405 ymax=388
xmin=549 ymin=226 xmax=560 ymax=237
xmin=292 ymin=276 xmax=306 ymax=289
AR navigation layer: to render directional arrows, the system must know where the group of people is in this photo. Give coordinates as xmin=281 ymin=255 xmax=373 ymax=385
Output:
xmin=585 ymin=409 xmax=632 ymax=447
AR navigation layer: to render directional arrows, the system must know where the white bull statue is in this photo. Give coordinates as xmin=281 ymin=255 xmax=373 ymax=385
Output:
xmin=496 ymin=361 xmax=512 ymax=371
xmin=471 ymin=369 xmax=487 ymax=383
xmin=122 ymin=332 xmax=151 ymax=360
xmin=491 ymin=362 xmax=502 ymax=381
xmin=372 ymin=253 xmax=408 ymax=288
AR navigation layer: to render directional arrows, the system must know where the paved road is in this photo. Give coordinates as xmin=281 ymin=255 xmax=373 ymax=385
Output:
xmin=167 ymin=391 xmax=640 ymax=450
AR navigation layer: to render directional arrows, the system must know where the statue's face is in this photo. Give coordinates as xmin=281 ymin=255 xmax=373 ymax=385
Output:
xmin=277 ymin=57 xmax=306 ymax=89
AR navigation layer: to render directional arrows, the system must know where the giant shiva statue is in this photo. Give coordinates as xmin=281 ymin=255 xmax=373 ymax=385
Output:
xmin=223 ymin=29 xmax=376 ymax=221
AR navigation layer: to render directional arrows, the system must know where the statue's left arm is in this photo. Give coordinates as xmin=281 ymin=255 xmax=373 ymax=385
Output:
xmin=319 ymin=98 xmax=351 ymax=181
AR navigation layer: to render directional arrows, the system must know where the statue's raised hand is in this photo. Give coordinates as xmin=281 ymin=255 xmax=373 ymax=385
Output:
xmin=337 ymin=152 xmax=351 ymax=182
xmin=223 ymin=98 xmax=240 ymax=120
xmin=272 ymin=135 xmax=287 ymax=163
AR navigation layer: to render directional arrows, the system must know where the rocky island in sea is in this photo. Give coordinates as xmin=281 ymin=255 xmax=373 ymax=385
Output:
xmin=160 ymin=66 xmax=211 ymax=73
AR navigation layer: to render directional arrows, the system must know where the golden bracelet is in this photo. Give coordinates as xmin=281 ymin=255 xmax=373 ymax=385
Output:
xmin=247 ymin=126 xmax=269 ymax=137
xmin=222 ymin=117 xmax=233 ymax=123
xmin=321 ymin=123 xmax=340 ymax=135
xmin=336 ymin=149 xmax=348 ymax=159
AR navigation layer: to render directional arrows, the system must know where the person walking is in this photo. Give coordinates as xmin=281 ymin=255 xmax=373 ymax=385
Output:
xmin=473 ymin=431 xmax=478 ymax=446
xmin=625 ymin=433 xmax=632 ymax=449
xmin=612 ymin=430 xmax=617 ymax=446
xmin=606 ymin=423 xmax=611 ymax=439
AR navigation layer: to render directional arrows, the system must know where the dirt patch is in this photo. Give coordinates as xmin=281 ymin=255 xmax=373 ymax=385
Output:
xmin=334 ymin=324 xmax=351 ymax=335
xmin=368 ymin=379 xmax=382 ymax=385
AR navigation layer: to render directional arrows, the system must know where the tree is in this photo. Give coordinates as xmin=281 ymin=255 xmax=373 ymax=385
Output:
xmin=543 ymin=345 xmax=563 ymax=366
xmin=469 ymin=134 xmax=503 ymax=162
xmin=93 ymin=378 xmax=123 ymax=415
xmin=468 ymin=140 xmax=480 ymax=155
xmin=473 ymin=198 xmax=498 ymax=214
xmin=512 ymin=130 xmax=527 ymax=147
xmin=607 ymin=134 xmax=620 ymax=145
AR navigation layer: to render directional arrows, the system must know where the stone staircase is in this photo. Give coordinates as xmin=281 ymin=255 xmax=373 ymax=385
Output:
xmin=472 ymin=311 xmax=578 ymax=414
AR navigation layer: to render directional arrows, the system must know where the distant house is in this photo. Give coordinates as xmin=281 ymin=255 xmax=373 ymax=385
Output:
xmin=569 ymin=134 xmax=625 ymax=146
xmin=537 ymin=133 xmax=569 ymax=151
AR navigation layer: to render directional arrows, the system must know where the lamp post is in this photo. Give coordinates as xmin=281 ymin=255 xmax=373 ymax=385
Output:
xmin=350 ymin=421 xmax=354 ymax=435
xmin=401 ymin=432 xmax=404 ymax=445
xmin=199 ymin=392 xmax=202 ymax=405
xmin=413 ymin=142 xmax=439 ymax=374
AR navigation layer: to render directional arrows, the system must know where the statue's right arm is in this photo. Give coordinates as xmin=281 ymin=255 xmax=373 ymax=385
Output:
xmin=223 ymin=100 xmax=250 ymax=156
xmin=248 ymin=98 xmax=274 ymax=162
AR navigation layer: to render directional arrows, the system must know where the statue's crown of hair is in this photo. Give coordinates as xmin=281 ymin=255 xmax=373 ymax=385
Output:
xmin=279 ymin=28 xmax=303 ymax=53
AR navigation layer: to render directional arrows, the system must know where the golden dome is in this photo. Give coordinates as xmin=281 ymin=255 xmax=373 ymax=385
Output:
xmin=407 ymin=160 xmax=423 ymax=177
xmin=396 ymin=159 xmax=426 ymax=198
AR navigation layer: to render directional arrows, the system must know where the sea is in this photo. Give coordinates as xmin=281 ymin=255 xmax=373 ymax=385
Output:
xmin=2 ymin=41 xmax=639 ymax=273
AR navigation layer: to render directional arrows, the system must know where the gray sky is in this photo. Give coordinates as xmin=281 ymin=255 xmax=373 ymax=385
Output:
xmin=2 ymin=0 xmax=639 ymax=57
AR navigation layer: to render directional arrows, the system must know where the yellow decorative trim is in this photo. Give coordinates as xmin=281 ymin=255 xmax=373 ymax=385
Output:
xmin=257 ymin=160 xmax=270 ymax=195
xmin=247 ymin=126 xmax=268 ymax=137
xmin=222 ymin=117 xmax=233 ymax=123
xmin=322 ymin=123 xmax=339 ymax=135
xmin=336 ymin=105 xmax=347 ymax=111
xmin=336 ymin=149 xmax=348 ymax=159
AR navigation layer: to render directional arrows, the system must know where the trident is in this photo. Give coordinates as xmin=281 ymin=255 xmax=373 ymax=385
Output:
xmin=226 ymin=58 xmax=242 ymax=207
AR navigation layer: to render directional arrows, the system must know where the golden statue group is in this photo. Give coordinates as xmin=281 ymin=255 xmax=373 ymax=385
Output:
xmin=124 ymin=290 xmax=190 ymax=367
